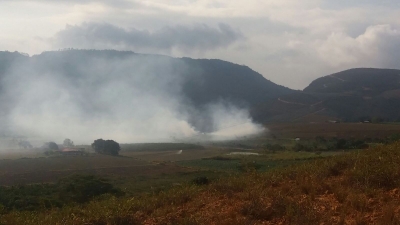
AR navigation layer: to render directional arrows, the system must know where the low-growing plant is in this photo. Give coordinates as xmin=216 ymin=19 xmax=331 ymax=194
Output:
xmin=349 ymin=145 xmax=400 ymax=189
xmin=0 ymin=175 xmax=123 ymax=212
xmin=58 ymin=175 xmax=124 ymax=203
xmin=191 ymin=176 xmax=209 ymax=186
xmin=241 ymin=198 xmax=273 ymax=220
xmin=237 ymin=160 xmax=261 ymax=172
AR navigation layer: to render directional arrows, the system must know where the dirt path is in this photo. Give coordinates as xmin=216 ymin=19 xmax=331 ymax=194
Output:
xmin=277 ymin=98 xmax=308 ymax=106
xmin=278 ymin=98 xmax=325 ymax=107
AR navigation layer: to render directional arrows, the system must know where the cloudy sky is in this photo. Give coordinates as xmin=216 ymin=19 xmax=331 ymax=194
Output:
xmin=0 ymin=0 xmax=399 ymax=89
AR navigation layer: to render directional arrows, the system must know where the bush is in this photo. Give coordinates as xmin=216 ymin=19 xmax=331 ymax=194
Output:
xmin=265 ymin=143 xmax=286 ymax=151
xmin=192 ymin=176 xmax=210 ymax=186
xmin=238 ymin=160 xmax=262 ymax=172
xmin=292 ymin=143 xmax=315 ymax=152
xmin=387 ymin=133 xmax=400 ymax=143
xmin=0 ymin=175 xmax=123 ymax=212
xmin=58 ymin=175 xmax=123 ymax=203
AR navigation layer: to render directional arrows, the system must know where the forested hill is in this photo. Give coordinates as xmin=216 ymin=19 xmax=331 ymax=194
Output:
xmin=252 ymin=68 xmax=400 ymax=123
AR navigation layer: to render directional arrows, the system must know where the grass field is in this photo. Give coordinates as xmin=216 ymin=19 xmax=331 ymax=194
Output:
xmin=2 ymin=141 xmax=400 ymax=224
xmin=0 ymin=122 xmax=400 ymax=224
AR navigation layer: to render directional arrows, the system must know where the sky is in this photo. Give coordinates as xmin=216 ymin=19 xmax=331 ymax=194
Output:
xmin=0 ymin=0 xmax=400 ymax=89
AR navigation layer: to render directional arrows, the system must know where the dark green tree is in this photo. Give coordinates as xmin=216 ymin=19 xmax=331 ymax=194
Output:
xmin=91 ymin=139 xmax=120 ymax=156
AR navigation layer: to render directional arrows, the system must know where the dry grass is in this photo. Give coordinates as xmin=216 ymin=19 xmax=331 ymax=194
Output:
xmin=2 ymin=142 xmax=400 ymax=224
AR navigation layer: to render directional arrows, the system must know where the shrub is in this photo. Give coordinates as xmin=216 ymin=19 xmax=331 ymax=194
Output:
xmin=238 ymin=160 xmax=262 ymax=172
xmin=265 ymin=143 xmax=286 ymax=151
xmin=58 ymin=175 xmax=123 ymax=203
xmin=292 ymin=143 xmax=314 ymax=152
xmin=241 ymin=198 xmax=273 ymax=220
xmin=192 ymin=176 xmax=210 ymax=186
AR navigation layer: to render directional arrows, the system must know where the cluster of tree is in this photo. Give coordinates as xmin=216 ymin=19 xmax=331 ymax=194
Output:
xmin=91 ymin=139 xmax=120 ymax=156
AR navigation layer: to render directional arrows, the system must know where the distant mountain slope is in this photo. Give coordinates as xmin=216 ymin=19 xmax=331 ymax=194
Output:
xmin=253 ymin=68 xmax=400 ymax=123
xmin=2 ymin=51 xmax=399 ymax=128
xmin=305 ymin=68 xmax=400 ymax=121
xmin=0 ymin=50 xmax=293 ymax=134
xmin=28 ymin=50 xmax=293 ymax=106
xmin=304 ymin=68 xmax=400 ymax=95
xmin=180 ymin=58 xmax=292 ymax=106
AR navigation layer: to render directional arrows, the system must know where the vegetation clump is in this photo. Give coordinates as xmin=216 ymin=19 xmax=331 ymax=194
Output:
xmin=43 ymin=142 xmax=59 ymax=151
xmin=0 ymin=175 xmax=122 ymax=212
xmin=91 ymin=139 xmax=120 ymax=156
xmin=58 ymin=175 xmax=123 ymax=203
xmin=191 ymin=176 xmax=209 ymax=186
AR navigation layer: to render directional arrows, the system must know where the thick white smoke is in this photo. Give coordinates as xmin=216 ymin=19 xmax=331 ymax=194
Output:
xmin=1 ymin=51 xmax=264 ymax=145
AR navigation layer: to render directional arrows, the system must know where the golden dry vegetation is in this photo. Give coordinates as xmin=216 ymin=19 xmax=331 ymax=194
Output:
xmin=2 ymin=141 xmax=400 ymax=224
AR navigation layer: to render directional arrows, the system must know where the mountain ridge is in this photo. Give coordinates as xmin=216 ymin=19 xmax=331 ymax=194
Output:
xmin=1 ymin=50 xmax=400 ymax=127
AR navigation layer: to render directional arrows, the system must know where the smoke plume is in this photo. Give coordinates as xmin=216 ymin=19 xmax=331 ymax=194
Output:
xmin=0 ymin=50 xmax=263 ymax=146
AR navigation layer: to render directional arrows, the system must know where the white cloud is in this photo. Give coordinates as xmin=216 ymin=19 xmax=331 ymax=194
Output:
xmin=317 ymin=25 xmax=400 ymax=68
xmin=0 ymin=0 xmax=400 ymax=89
xmin=53 ymin=22 xmax=244 ymax=53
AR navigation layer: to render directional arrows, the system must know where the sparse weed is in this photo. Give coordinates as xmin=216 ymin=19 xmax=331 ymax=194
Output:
xmin=241 ymin=198 xmax=273 ymax=221
xmin=346 ymin=193 xmax=368 ymax=212
xmin=333 ymin=185 xmax=349 ymax=203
